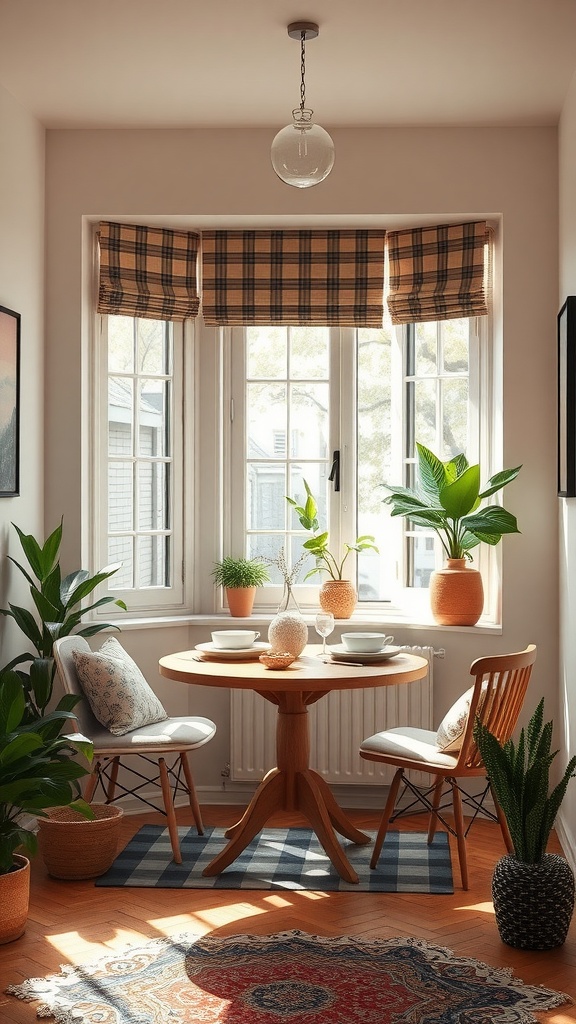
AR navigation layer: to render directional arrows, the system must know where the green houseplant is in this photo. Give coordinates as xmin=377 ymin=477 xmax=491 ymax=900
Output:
xmin=474 ymin=698 xmax=576 ymax=949
xmin=0 ymin=666 xmax=93 ymax=943
xmin=211 ymin=556 xmax=270 ymax=617
xmin=286 ymin=480 xmax=378 ymax=618
xmin=0 ymin=519 xmax=126 ymax=722
xmin=382 ymin=443 xmax=522 ymax=625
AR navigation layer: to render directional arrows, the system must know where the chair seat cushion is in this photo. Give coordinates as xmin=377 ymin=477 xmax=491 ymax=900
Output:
xmin=72 ymin=637 xmax=168 ymax=736
xmin=360 ymin=726 xmax=459 ymax=768
xmin=89 ymin=716 xmax=217 ymax=753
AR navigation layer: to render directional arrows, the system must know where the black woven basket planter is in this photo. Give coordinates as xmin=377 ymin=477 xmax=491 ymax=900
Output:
xmin=492 ymin=853 xmax=575 ymax=950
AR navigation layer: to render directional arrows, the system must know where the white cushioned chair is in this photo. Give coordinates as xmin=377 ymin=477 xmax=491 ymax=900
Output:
xmin=359 ymin=645 xmax=537 ymax=889
xmin=53 ymin=636 xmax=217 ymax=864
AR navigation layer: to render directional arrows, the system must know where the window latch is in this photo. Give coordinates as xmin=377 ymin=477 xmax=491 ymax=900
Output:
xmin=328 ymin=449 xmax=340 ymax=492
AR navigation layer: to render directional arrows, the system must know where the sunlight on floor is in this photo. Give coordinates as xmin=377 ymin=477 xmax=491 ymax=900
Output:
xmin=456 ymin=901 xmax=495 ymax=914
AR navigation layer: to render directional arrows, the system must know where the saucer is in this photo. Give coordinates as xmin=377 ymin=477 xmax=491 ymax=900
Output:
xmin=328 ymin=644 xmax=402 ymax=664
xmin=195 ymin=641 xmax=271 ymax=660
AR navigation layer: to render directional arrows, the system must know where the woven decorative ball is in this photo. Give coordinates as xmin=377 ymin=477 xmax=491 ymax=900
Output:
xmin=492 ymin=853 xmax=575 ymax=949
xmin=268 ymin=611 xmax=308 ymax=658
xmin=38 ymin=804 xmax=123 ymax=880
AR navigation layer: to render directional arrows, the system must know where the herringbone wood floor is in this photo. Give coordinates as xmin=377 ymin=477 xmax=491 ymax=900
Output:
xmin=1 ymin=805 xmax=574 ymax=1023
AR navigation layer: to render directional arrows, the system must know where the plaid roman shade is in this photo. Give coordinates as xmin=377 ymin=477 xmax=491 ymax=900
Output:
xmin=97 ymin=221 xmax=200 ymax=321
xmin=386 ymin=221 xmax=491 ymax=324
xmin=201 ymin=230 xmax=386 ymax=326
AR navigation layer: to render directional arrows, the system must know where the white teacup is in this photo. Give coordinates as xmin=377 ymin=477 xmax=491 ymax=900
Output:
xmin=211 ymin=629 xmax=260 ymax=649
xmin=341 ymin=632 xmax=394 ymax=653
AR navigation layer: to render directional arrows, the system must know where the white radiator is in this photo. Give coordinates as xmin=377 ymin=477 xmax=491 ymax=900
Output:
xmin=230 ymin=646 xmax=435 ymax=787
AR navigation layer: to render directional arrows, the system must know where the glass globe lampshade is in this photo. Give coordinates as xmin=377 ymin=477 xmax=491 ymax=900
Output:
xmin=271 ymin=110 xmax=335 ymax=188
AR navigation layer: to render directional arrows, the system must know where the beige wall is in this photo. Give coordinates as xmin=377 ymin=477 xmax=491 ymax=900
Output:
xmin=0 ymin=85 xmax=45 ymax=664
xmin=558 ymin=76 xmax=576 ymax=864
xmin=43 ymin=126 xmax=560 ymax=807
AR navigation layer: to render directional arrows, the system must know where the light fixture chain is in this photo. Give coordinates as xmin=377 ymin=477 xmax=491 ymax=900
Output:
xmin=300 ymin=31 xmax=306 ymax=112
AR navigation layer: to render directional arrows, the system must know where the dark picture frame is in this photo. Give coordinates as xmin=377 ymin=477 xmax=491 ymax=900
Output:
xmin=0 ymin=304 xmax=20 ymax=497
xmin=558 ymin=297 xmax=576 ymax=497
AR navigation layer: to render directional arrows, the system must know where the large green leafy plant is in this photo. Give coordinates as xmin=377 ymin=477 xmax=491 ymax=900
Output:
xmin=0 ymin=667 xmax=93 ymax=875
xmin=0 ymin=520 xmax=126 ymax=721
xmin=383 ymin=443 xmax=522 ymax=561
xmin=474 ymin=699 xmax=576 ymax=864
xmin=286 ymin=480 xmax=378 ymax=581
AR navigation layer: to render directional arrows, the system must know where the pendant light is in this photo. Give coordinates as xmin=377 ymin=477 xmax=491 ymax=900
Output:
xmin=271 ymin=21 xmax=335 ymax=188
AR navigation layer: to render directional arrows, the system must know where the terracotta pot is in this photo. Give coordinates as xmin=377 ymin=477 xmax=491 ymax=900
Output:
xmin=225 ymin=586 xmax=256 ymax=617
xmin=429 ymin=558 xmax=484 ymax=626
xmin=319 ymin=579 xmax=357 ymax=619
xmin=0 ymin=854 xmax=30 ymax=944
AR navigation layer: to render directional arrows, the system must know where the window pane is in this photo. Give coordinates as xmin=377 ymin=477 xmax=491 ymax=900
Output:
xmin=108 ymin=536 xmax=133 ymax=589
xmin=137 ymin=534 xmax=169 ymax=587
xmin=413 ymin=534 xmax=436 ymax=587
xmin=442 ymin=378 xmax=469 ymax=457
xmin=108 ymin=316 xmax=135 ymax=373
xmin=138 ymin=320 xmax=170 ymax=374
xmin=139 ymin=379 xmax=168 ymax=456
xmin=414 ymin=378 xmax=437 ymax=450
xmin=288 ymin=465 xmax=327 ymax=529
xmin=247 ymin=463 xmax=285 ymax=530
xmin=247 ymin=382 xmax=287 ymax=459
xmin=247 ymin=326 xmax=287 ymax=379
xmin=290 ymin=382 xmax=329 ymax=459
xmin=442 ymin=319 xmax=468 ymax=373
xmin=108 ymin=461 xmax=133 ymax=531
xmin=290 ymin=326 xmax=329 ymax=379
xmin=415 ymin=323 xmax=437 ymax=375
xmin=138 ymin=462 xmax=168 ymax=530
xmin=108 ymin=378 xmax=133 ymax=455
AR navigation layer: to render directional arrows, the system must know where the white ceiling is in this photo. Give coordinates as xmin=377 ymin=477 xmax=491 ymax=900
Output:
xmin=1 ymin=0 xmax=576 ymax=130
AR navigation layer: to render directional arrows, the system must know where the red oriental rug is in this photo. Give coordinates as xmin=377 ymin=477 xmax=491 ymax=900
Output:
xmin=6 ymin=929 xmax=571 ymax=1024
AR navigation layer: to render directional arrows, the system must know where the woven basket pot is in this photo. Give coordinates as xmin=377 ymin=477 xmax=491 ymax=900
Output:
xmin=492 ymin=853 xmax=575 ymax=949
xmin=429 ymin=558 xmax=484 ymax=626
xmin=319 ymin=580 xmax=357 ymax=619
xmin=0 ymin=855 xmax=30 ymax=944
xmin=38 ymin=804 xmax=123 ymax=880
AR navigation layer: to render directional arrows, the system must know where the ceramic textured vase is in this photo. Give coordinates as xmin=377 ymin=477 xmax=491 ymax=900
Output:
xmin=0 ymin=855 xmax=30 ymax=944
xmin=268 ymin=585 xmax=308 ymax=657
xmin=492 ymin=853 xmax=575 ymax=949
xmin=319 ymin=579 xmax=357 ymax=619
xmin=429 ymin=558 xmax=484 ymax=626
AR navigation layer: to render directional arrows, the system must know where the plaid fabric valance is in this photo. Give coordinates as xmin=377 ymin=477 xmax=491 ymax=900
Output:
xmin=97 ymin=221 xmax=200 ymax=321
xmin=201 ymin=230 xmax=386 ymax=327
xmin=386 ymin=221 xmax=491 ymax=325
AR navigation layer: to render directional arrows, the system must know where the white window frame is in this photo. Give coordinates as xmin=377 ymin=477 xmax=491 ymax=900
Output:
xmin=91 ymin=314 xmax=188 ymax=614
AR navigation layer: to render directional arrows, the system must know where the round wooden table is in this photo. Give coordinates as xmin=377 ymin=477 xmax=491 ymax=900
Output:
xmin=159 ymin=644 xmax=428 ymax=883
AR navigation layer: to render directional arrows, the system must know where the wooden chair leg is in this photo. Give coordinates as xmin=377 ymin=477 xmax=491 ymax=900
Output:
xmin=427 ymin=775 xmax=444 ymax=843
xmin=159 ymin=756 xmax=182 ymax=864
xmin=105 ymin=756 xmax=120 ymax=802
xmin=371 ymin=768 xmax=403 ymax=869
xmin=84 ymin=762 xmax=101 ymax=802
xmin=451 ymin=778 xmax=469 ymax=890
xmin=181 ymin=751 xmax=204 ymax=834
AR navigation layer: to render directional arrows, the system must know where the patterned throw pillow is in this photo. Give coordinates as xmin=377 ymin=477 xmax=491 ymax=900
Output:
xmin=72 ymin=637 xmax=168 ymax=736
xmin=435 ymin=685 xmax=482 ymax=753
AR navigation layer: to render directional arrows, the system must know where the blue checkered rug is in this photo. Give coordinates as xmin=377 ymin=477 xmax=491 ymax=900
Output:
xmin=95 ymin=826 xmax=453 ymax=892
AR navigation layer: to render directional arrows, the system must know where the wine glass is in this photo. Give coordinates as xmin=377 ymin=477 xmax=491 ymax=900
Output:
xmin=315 ymin=611 xmax=335 ymax=656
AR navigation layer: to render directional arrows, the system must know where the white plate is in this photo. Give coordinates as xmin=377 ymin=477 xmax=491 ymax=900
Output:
xmin=328 ymin=644 xmax=402 ymax=663
xmin=195 ymin=641 xmax=271 ymax=660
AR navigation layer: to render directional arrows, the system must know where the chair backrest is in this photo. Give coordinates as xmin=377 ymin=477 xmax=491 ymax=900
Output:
xmin=456 ymin=644 xmax=537 ymax=771
xmin=53 ymin=635 xmax=104 ymax=738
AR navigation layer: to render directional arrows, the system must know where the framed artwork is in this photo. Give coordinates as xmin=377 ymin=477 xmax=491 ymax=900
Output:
xmin=558 ymin=297 xmax=576 ymax=497
xmin=0 ymin=305 xmax=20 ymax=497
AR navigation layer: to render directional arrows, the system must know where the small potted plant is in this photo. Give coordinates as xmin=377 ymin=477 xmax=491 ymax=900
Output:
xmin=382 ymin=443 xmax=521 ymax=625
xmin=211 ymin=557 xmax=270 ymax=617
xmin=0 ymin=667 xmax=93 ymax=943
xmin=474 ymin=698 xmax=576 ymax=950
xmin=286 ymin=480 xmax=378 ymax=618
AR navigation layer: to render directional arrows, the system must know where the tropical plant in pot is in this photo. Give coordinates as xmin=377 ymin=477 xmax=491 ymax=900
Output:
xmin=286 ymin=480 xmax=378 ymax=618
xmin=0 ymin=519 xmax=126 ymax=723
xmin=474 ymin=698 xmax=576 ymax=949
xmin=211 ymin=556 xmax=270 ymax=617
xmin=382 ymin=443 xmax=521 ymax=625
xmin=0 ymin=666 xmax=93 ymax=943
